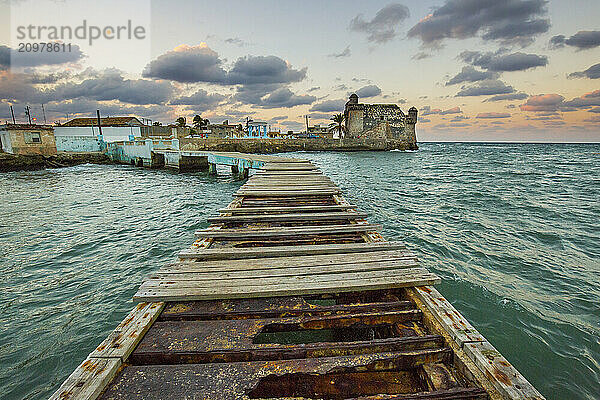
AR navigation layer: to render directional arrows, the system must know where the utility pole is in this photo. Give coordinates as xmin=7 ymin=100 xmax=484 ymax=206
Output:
xmin=41 ymin=104 xmax=47 ymax=124
xmin=96 ymin=109 xmax=103 ymax=137
xmin=305 ymin=115 xmax=310 ymax=133
xmin=10 ymin=105 xmax=16 ymax=124
xmin=25 ymin=106 xmax=32 ymax=124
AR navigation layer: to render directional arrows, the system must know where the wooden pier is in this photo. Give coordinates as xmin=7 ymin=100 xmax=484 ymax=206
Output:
xmin=50 ymin=154 xmax=545 ymax=400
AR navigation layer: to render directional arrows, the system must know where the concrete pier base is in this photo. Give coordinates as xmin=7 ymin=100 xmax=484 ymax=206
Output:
xmin=151 ymin=152 xmax=165 ymax=169
xmin=180 ymin=155 xmax=209 ymax=172
xmin=208 ymin=163 xmax=217 ymax=175
xmin=231 ymin=165 xmax=239 ymax=175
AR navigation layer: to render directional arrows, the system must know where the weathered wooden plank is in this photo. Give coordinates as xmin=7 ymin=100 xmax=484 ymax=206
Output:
xmin=421 ymin=363 xmax=459 ymax=391
xmin=235 ymin=189 xmax=341 ymax=197
xmin=243 ymin=181 xmax=336 ymax=186
xmin=170 ymin=249 xmax=417 ymax=272
xmin=89 ymin=302 xmax=165 ymax=361
xmin=195 ymin=224 xmax=381 ymax=239
xmin=463 ymin=341 xmax=545 ymax=400
xmin=98 ymin=351 xmax=454 ymax=400
xmin=134 ymin=270 xmax=440 ymax=302
xmin=153 ymin=259 xmax=419 ymax=281
xmin=240 ymin=185 xmax=338 ymax=191
xmin=131 ymin=313 xmax=440 ymax=363
xmin=179 ymin=241 xmax=407 ymax=260
xmin=159 ymin=297 xmax=416 ymax=321
xmin=244 ymin=180 xmax=334 ymax=185
xmin=140 ymin=267 xmax=437 ymax=290
xmin=208 ymin=212 xmax=367 ymax=223
xmin=48 ymin=357 xmax=121 ymax=400
xmin=262 ymin=165 xmax=318 ymax=170
xmin=218 ymin=204 xmax=357 ymax=214
xmin=248 ymin=175 xmax=331 ymax=180
xmin=406 ymin=286 xmax=485 ymax=347
xmin=254 ymin=170 xmax=323 ymax=175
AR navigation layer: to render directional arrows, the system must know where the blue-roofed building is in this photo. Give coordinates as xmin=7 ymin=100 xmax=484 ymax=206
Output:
xmin=247 ymin=121 xmax=268 ymax=138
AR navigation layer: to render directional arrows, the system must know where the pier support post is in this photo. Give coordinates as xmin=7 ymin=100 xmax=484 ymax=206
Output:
xmin=241 ymin=167 xmax=249 ymax=179
xmin=208 ymin=163 xmax=217 ymax=176
xmin=231 ymin=165 xmax=239 ymax=175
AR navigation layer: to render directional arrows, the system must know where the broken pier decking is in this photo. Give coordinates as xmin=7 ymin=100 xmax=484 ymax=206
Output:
xmin=50 ymin=154 xmax=545 ymax=400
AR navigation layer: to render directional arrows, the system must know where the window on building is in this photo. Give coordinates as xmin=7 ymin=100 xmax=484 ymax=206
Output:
xmin=24 ymin=132 xmax=42 ymax=144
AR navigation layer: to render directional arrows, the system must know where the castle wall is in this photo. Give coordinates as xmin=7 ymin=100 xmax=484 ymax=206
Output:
xmin=346 ymin=108 xmax=363 ymax=139
xmin=342 ymin=95 xmax=418 ymax=146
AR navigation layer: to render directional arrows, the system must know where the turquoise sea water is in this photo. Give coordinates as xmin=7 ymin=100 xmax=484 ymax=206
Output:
xmin=0 ymin=143 xmax=598 ymax=400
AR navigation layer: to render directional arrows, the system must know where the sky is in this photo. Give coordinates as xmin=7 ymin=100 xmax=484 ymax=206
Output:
xmin=0 ymin=0 xmax=599 ymax=142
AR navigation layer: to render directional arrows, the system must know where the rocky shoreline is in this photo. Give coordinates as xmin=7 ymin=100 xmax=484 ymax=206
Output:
xmin=0 ymin=152 xmax=114 ymax=172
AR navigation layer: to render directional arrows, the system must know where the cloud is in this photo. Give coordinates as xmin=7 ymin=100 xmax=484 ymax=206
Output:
xmin=349 ymin=3 xmax=410 ymax=44
xmin=143 ymin=44 xmax=307 ymax=85
xmin=526 ymin=114 xmax=563 ymax=121
xmin=259 ymin=87 xmax=316 ymax=108
xmin=142 ymin=44 xmax=226 ymax=83
xmin=308 ymin=112 xmax=332 ymax=119
xmin=310 ymin=99 xmax=346 ymax=112
xmin=418 ymin=117 xmax=431 ymax=123
xmin=450 ymin=115 xmax=469 ymax=121
xmin=0 ymin=44 xmax=85 ymax=70
xmin=485 ymin=92 xmax=529 ymax=102
xmin=329 ymin=46 xmax=351 ymax=58
xmin=421 ymin=106 xmax=462 ymax=115
xmin=56 ymin=69 xmax=174 ymax=105
xmin=26 ymin=72 xmax=72 ymax=84
xmin=456 ymin=79 xmax=515 ymax=97
xmin=519 ymin=93 xmax=564 ymax=112
xmin=226 ymin=55 xmax=307 ymax=85
xmin=440 ymin=107 xmax=462 ymax=115
xmin=408 ymin=0 xmax=550 ymax=48
xmin=519 ymin=91 xmax=600 ymax=113
xmin=477 ymin=112 xmax=511 ymax=119
xmin=43 ymin=99 xmax=171 ymax=120
xmin=307 ymin=86 xmax=320 ymax=92
xmin=421 ymin=106 xmax=441 ymax=115
xmin=169 ymin=89 xmax=225 ymax=110
xmin=0 ymin=69 xmax=173 ymax=105
xmin=459 ymin=50 xmax=548 ymax=72
xmin=224 ymin=37 xmax=250 ymax=47
xmin=355 ymin=85 xmax=382 ymax=98
xmin=589 ymin=107 xmax=600 ymax=114
xmin=446 ymin=66 xmax=498 ymax=86
xmin=568 ymin=63 xmax=600 ymax=79
xmin=562 ymin=90 xmax=600 ymax=109
xmin=583 ymin=115 xmax=600 ymax=123
xmin=550 ymin=31 xmax=600 ymax=50
xmin=0 ymin=72 xmax=54 ymax=103
xmin=280 ymin=120 xmax=305 ymax=131
xmin=411 ymin=52 xmax=432 ymax=60
xmin=231 ymin=84 xmax=315 ymax=109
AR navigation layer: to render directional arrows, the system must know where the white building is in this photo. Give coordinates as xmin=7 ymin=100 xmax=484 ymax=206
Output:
xmin=54 ymin=116 xmax=144 ymax=143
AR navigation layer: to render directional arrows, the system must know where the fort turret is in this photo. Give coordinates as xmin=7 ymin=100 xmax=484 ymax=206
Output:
xmin=343 ymin=94 xmax=418 ymax=149
xmin=405 ymin=107 xmax=418 ymax=148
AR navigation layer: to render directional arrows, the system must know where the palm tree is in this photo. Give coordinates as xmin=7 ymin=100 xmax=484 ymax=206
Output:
xmin=193 ymin=115 xmax=210 ymax=129
xmin=176 ymin=116 xmax=186 ymax=127
xmin=329 ymin=113 xmax=346 ymax=139
xmin=192 ymin=115 xmax=202 ymax=128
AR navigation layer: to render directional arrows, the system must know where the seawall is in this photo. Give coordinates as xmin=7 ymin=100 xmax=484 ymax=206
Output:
xmin=179 ymin=137 xmax=418 ymax=153
xmin=0 ymin=152 xmax=113 ymax=172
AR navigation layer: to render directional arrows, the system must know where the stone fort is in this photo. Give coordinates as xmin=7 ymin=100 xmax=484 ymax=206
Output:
xmin=344 ymin=94 xmax=418 ymax=147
